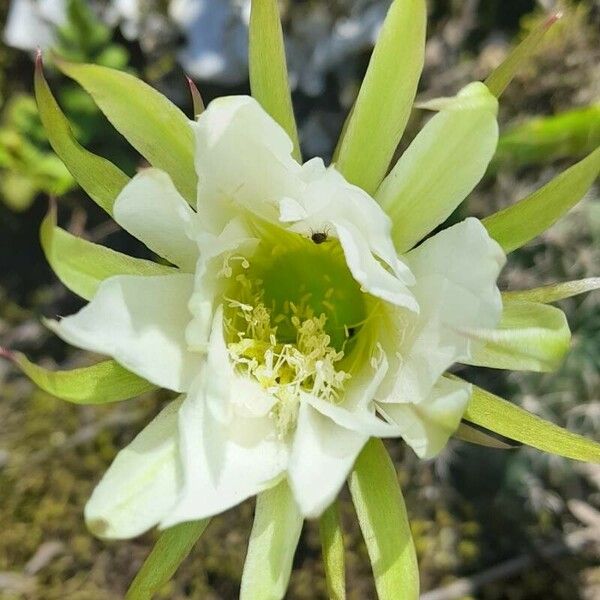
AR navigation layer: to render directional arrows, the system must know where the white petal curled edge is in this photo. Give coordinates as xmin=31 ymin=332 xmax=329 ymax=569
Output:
xmin=85 ymin=397 xmax=183 ymax=539
xmin=113 ymin=168 xmax=198 ymax=272
xmin=163 ymin=306 xmax=286 ymax=526
xmin=379 ymin=376 xmax=471 ymax=459
xmin=288 ymin=402 xmax=368 ymax=518
xmin=192 ymin=95 xmax=303 ymax=233
xmin=48 ymin=274 xmax=199 ymax=393
xmin=280 ymin=159 xmax=418 ymax=312
xmin=378 ymin=218 xmax=505 ymax=404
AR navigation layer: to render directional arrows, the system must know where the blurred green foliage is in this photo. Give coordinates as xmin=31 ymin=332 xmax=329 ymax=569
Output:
xmin=0 ymin=0 xmax=134 ymax=212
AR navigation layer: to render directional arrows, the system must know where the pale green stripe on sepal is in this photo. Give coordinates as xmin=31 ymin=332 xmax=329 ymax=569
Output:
xmin=41 ymin=206 xmax=175 ymax=301
xmin=335 ymin=0 xmax=426 ymax=195
xmin=249 ymin=0 xmax=301 ymax=162
xmin=483 ymin=147 xmax=600 ymax=253
xmin=377 ymin=82 xmax=498 ymax=252
xmin=485 ymin=13 xmax=561 ymax=98
xmin=0 ymin=348 xmax=155 ymax=404
xmin=34 ymin=55 xmax=129 ymax=215
xmin=56 ymin=60 xmax=197 ymax=204
xmin=458 ymin=378 xmax=600 ymax=462
xmin=349 ymin=439 xmax=419 ymax=600
xmin=461 ymin=300 xmax=570 ymax=373
xmin=319 ymin=501 xmax=346 ymax=600
xmin=502 ymin=278 xmax=600 ymax=304
xmin=126 ymin=520 xmax=210 ymax=600
xmin=240 ymin=480 xmax=303 ymax=600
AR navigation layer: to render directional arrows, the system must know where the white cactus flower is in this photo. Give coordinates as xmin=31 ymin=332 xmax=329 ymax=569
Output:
xmin=47 ymin=93 xmax=505 ymax=537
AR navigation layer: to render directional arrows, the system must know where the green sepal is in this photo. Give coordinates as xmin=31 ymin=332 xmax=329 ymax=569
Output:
xmin=240 ymin=480 xmax=303 ymax=600
xmin=319 ymin=501 xmax=346 ymax=600
xmin=126 ymin=520 xmax=210 ymax=600
xmin=335 ymin=0 xmax=426 ymax=194
xmin=0 ymin=348 xmax=154 ymax=404
xmin=41 ymin=204 xmax=175 ymax=301
xmin=34 ymin=53 xmax=129 ymax=215
xmin=378 ymin=81 xmax=499 ymax=252
xmin=459 ymin=379 xmax=600 ymax=462
xmin=502 ymin=278 xmax=600 ymax=304
xmin=56 ymin=59 xmax=197 ymax=204
xmin=249 ymin=0 xmax=301 ymax=162
xmin=483 ymin=147 xmax=600 ymax=253
xmin=462 ymin=300 xmax=571 ymax=373
xmin=484 ymin=13 xmax=561 ymax=98
xmin=349 ymin=439 xmax=419 ymax=600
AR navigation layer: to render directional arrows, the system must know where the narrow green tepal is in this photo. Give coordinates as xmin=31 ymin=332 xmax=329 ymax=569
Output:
xmin=485 ymin=12 xmax=561 ymax=98
xmin=56 ymin=59 xmax=197 ymax=204
xmin=319 ymin=502 xmax=347 ymax=600
xmin=462 ymin=300 xmax=571 ymax=373
xmin=34 ymin=53 xmax=129 ymax=215
xmin=126 ymin=520 xmax=210 ymax=600
xmin=249 ymin=0 xmax=301 ymax=162
xmin=350 ymin=439 xmax=419 ymax=600
xmin=502 ymin=278 xmax=600 ymax=304
xmin=0 ymin=348 xmax=155 ymax=404
xmin=462 ymin=380 xmax=600 ymax=462
xmin=335 ymin=0 xmax=426 ymax=195
xmin=41 ymin=204 xmax=175 ymax=301
xmin=240 ymin=480 xmax=303 ymax=600
xmin=483 ymin=147 xmax=600 ymax=253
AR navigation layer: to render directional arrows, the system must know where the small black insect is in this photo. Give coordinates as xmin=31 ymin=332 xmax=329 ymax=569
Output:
xmin=311 ymin=231 xmax=328 ymax=244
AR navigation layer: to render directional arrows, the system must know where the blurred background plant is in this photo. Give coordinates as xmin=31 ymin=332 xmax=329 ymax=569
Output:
xmin=0 ymin=0 xmax=599 ymax=598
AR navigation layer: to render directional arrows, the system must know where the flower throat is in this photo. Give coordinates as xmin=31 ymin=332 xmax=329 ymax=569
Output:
xmin=223 ymin=232 xmax=367 ymax=435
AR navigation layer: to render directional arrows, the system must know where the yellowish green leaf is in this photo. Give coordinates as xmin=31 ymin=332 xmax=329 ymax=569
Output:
xmin=126 ymin=520 xmax=210 ymax=600
xmin=249 ymin=0 xmax=301 ymax=162
xmin=483 ymin=147 xmax=600 ymax=253
xmin=41 ymin=205 xmax=175 ymax=301
xmin=56 ymin=60 xmax=197 ymax=203
xmin=377 ymin=82 xmax=498 ymax=252
xmin=462 ymin=300 xmax=571 ymax=372
xmin=502 ymin=278 xmax=600 ymax=304
xmin=461 ymin=380 xmax=600 ymax=463
xmin=335 ymin=0 xmax=426 ymax=194
xmin=350 ymin=439 xmax=419 ymax=600
xmin=1 ymin=348 xmax=154 ymax=404
xmin=485 ymin=13 xmax=561 ymax=98
xmin=34 ymin=55 xmax=129 ymax=214
xmin=319 ymin=501 xmax=346 ymax=600
xmin=240 ymin=480 xmax=303 ymax=600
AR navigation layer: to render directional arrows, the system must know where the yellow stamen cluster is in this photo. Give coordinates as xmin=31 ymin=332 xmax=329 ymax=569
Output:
xmin=224 ymin=270 xmax=350 ymax=437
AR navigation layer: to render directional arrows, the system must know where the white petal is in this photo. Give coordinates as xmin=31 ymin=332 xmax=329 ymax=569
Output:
xmin=288 ymin=403 xmax=367 ymax=518
xmin=305 ymin=351 xmax=400 ymax=438
xmin=378 ymin=218 xmax=504 ymax=403
xmin=85 ymin=397 xmax=183 ymax=539
xmin=113 ymin=169 xmax=198 ymax=271
xmin=193 ymin=95 xmax=302 ymax=232
xmin=379 ymin=376 xmax=470 ymax=459
xmin=49 ymin=274 xmax=199 ymax=392
xmin=335 ymin=219 xmax=417 ymax=311
xmin=279 ymin=162 xmax=418 ymax=311
xmin=186 ymin=217 xmax=259 ymax=352
xmin=163 ymin=307 xmax=286 ymax=526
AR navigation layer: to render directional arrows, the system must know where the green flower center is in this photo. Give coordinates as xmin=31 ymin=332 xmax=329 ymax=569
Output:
xmin=221 ymin=228 xmax=368 ymax=436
